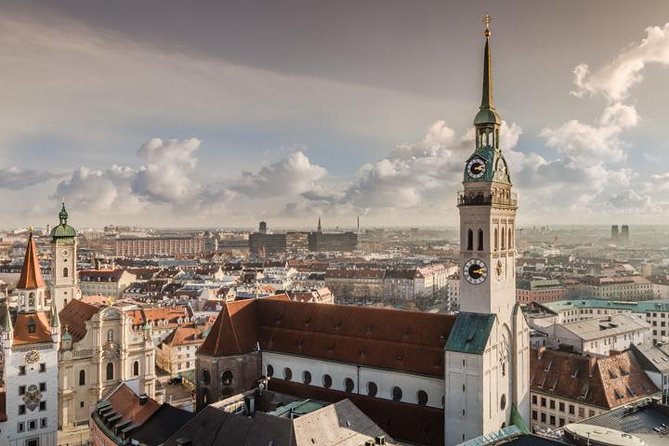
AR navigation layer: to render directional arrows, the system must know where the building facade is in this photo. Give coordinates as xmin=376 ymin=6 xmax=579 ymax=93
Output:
xmin=114 ymin=236 xmax=206 ymax=257
xmin=0 ymin=232 xmax=60 ymax=446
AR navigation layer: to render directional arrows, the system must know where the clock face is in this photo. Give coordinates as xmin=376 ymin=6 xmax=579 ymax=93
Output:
xmin=464 ymin=258 xmax=488 ymax=285
xmin=25 ymin=350 xmax=40 ymax=364
xmin=62 ymin=249 xmax=68 ymax=257
xmin=466 ymin=158 xmax=486 ymax=179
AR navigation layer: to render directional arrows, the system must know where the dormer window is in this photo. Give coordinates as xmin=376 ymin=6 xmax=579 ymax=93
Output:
xmin=28 ymin=320 xmax=36 ymax=334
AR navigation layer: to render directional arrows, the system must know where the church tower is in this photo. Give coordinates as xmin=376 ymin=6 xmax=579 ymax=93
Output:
xmin=444 ymin=17 xmax=530 ymax=445
xmin=50 ymin=203 xmax=80 ymax=310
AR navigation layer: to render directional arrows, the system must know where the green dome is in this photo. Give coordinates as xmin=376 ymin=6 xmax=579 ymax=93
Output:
xmin=51 ymin=224 xmax=77 ymax=238
xmin=62 ymin=331 xmax=72 ymax=340
xmin=474 ymin=107 xmax=501 ymax=126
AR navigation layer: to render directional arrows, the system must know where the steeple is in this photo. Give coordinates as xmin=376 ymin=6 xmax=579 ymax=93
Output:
xmin=317 ymin=217 xmax=322 ymax=233
xmin=474 ymin=14 xmax=501 ymax=127
xmin=17 ymin=230 xmax=46 ymax=290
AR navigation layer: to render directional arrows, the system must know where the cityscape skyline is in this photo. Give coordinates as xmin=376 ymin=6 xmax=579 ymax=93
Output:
xmin=1 ymin=1 xmax=669 ymax=227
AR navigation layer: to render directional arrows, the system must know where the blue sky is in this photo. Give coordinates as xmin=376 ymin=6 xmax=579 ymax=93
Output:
xmin=1 ymin=1 xmax=669 ymax=228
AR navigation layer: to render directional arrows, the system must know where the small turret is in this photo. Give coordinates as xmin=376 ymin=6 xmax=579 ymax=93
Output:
xmin=1 ymin=302 xmax=13 ymax=346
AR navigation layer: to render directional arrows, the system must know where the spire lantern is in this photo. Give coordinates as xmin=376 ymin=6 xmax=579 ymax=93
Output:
xmin=59 ymin=201 xmax=68 ymax=226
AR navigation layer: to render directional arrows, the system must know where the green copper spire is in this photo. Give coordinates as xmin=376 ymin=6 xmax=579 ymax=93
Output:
xmin=51 ymin=201 xmax=77 ymax=240
xmin=474 ymin=15 xmax=501 ymax=126
xmin=59 ymin=201 xmax=68 ymax=226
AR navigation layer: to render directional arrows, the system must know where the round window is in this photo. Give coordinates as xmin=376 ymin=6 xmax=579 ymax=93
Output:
xmin=344 ymin=378 xmax=354 ymax=392
xmin=322 ymin=374 xmax=332 ymax=388
xmin=392 ymin=386 xmax=403 ymax=402
xmin=303 ymin=371 xmax=312 ymax=385
xmin=266 ymin=364 xmax=274 ymax=377
xmin=367 ymin=382 xmax=378 ymax=397
xmin=283 ymin=367 xmax=292 ymax=381
xmin=417 ymin=390 xmax=428 ymax=406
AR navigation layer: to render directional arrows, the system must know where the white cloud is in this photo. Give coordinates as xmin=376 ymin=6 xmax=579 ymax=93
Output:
xmin=0 ymin=167 xmax=58 ymax=189
xmin=572 ymin=23 xmax=669 ymax=102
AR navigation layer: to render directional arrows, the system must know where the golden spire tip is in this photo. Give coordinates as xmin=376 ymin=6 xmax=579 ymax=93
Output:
xmin=483 ymin=14 xmax=491 ymax=38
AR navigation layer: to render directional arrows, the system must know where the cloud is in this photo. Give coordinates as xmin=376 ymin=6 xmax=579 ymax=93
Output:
xmin=132 ymin=138 xmax=202 ymax=204
xmin=572 ymin=23 xmax=669 ymax=102
xmin=606 ymin=190 xmax=659 ymax=213
xmin=232 ymin=151 xmax=326 ymax=197
xmin=0 ymin=167 xmax=58 ymax=189
xmin=54 ymin=139 xmax=329 ymax=222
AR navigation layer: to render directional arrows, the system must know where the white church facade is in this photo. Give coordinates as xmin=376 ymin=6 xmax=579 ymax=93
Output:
xmin=196 ymin=19 xmax=530 ymax=446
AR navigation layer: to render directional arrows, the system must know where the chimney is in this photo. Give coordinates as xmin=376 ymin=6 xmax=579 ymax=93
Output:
xmin=139 ymin=394 xmax=149 ymax=405
xmin=375 ymin=436 xmax=386 ymax=445
xmin=537 ymin=346 xmax=546 ymax=360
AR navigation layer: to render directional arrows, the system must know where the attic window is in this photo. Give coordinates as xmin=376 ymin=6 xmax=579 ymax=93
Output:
xmin=614 ymin=389 xmax=624 ymax=399
xmin=28 ymin=321 xmax=36 ymax=334
xmin=608 ymin=369 xmax=617 ymax=379
xmin=581 ymin=384 xmax=589 ymax=399
xmin=626 ymin=384 xmax=636 ymax=396
xmin=571 ymin=368 xmax=579 ymax=379
xmin=539 ymin=376 xmax=547 ymax=388
xmin=619 ymin=367 xmax=629 ymax=376
xmin=550 ymin=379 xmax=558 ymax=391
xmin=544 ymin=360 xmax=553 ymax=372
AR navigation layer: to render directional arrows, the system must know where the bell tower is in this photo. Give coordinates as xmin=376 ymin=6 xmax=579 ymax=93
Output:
xmin=50 ymin=202 xmax=80 ymax=310
xmin=458 ymin=14 xmax=516 ymax=319
xmin=445 ymin=17 xmax=530 ymax=445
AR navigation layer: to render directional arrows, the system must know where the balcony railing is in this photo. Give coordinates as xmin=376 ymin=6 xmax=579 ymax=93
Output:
xmin=457 ymin=190 xmax=517 ymax=207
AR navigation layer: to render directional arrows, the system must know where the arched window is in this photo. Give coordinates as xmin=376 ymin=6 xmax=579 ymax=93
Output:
xmin=133 ymin=361 xmax=140 ymax=376
xmin=63 ymin=267 xmax=69 ymax=278
xmin=500 ymin=394 xmax=507 ymax=410
xmin=501 ymin=228 xmax=505 ymax=250
xmin=477 ymin=229 xmax=484 ymax=251
xmin=367 ymin=382 xmax=378 ymax=397
xmin=494 ymin=228 xmax=498 ymax=250
xmin=266 ymin=365 xmax=274 ymax=377
xmin=508 ymin=228 xmax=513 ymax=248
xmin=107 ymin=330 xmax=114 ymax=342
xmin=344 ymin=378 xmax=354 ymax=393
xmin=202 ymin=369 xmax=211 ymax=385
xmin=283 ymin=368 xmax=292 ymax=381
xmin=106 ymin=363 xmax=114 ymax=381
xmin=222 ymin=370 xmax=233 ymax=385
xmin=322 ymin=374 xmax=332 ymax=389
xmin=202 ymin=389 xmax=210 ymax=406
xmin=417 ymin=390 xmax=428 ymax=406
xmin=392 ymin=386 xmax=403 ymax=402
xmin=79 ymin=370 xmax=86 ymax=386
xmin=302 ymin=371 xmax=312 ymax=385
xmin=467 ymin=229 xmax=473 ymax=251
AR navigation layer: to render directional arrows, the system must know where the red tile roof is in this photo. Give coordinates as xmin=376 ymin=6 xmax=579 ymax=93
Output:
xmin=16 ymin=232 xmax=45 ymax=290
xmin=530 ymin=348 xmax=658 ymax=409
xmin=13 ymin=311 xmax=53 ymax=345
xmin=199 ymin=299 xmax=455 ymax=377
xmin=105 ymin=383 xmax=160 ymax=425
xmin=59 ymin=299 xmax=101 ymax=342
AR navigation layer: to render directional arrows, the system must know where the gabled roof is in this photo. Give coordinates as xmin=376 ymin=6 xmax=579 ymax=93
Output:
xmin=199 ymin=298 xmax=456 ymax=377
xmin=445 ymin=312 xmax=495 ymax=355
xmin=16 ymin=232 xmax=45 ymax=290
xmin=59 ymin=299 xmax=101 ymax=342
xmin=530 ymin=348 xmax=658 ymax=410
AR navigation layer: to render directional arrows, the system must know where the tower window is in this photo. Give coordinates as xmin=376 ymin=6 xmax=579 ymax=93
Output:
xmin=508 ymin=228 xmax=513 ymax=248
xmin=222 ymin=370 xmax=233 ymax=385
xmin=133 ymin=361 xmax=140 ymax=376
xmin=106 ymin=363 xmax=114 ymax=381
xmin=79 ymin=370 xmax=86 ymax=386
xmin=107 ymin=329 xmax=114 ymax=342
xmin=467 ymin=229 xmax=473 ymax=251
xmin=501 ymin=228 xmax=505 ymax=250
xmin=478 ymin=229 xmax=484 ymax=251
xmin=494 ymin=228 xmax=498 ymax=250
xmin=63 ymin=267 xmax=68 ymax=278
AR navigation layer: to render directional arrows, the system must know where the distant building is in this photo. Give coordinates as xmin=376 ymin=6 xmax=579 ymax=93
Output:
xmin=307 ymin=231 xmax=358 ymax=252
xmin=631 ymin=343 xmax=669 ymax=399
xmin=527 ymin=299 xmax=669 ymax=346
xmin=516 ymin=279 xmax=567 ymax=304
xmin=78 ymin=269 xmax=137 ymax=298
xmin=114 ymin=236 xmax=206 ymax=257
xmin=575 ymin=275 xmax=654 ymax=301
xmin=534 ymin=313 xmax=649 ymax=356
xmin=156 ymin=324 xmax=208 ymax=375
